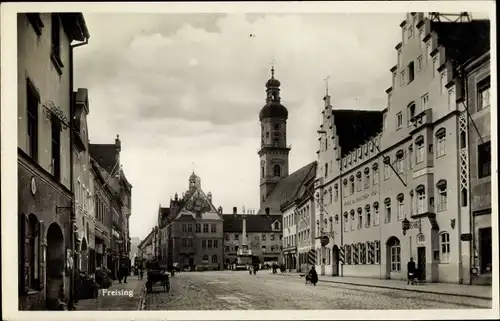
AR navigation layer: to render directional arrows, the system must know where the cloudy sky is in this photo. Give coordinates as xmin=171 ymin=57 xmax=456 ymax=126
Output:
xmin=74 ymin=11 xmax=416 ymax=240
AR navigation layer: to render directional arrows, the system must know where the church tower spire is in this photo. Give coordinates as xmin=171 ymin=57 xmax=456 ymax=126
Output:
xmin=258 ymin=66 xmax=291 ymax=208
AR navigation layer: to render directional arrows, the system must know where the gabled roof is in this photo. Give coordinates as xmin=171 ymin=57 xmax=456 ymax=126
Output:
xmin=258 ymin=161 xmax=317 ymax=215
xmin=173 ymin=186 xmax=222 ymax=221
xmin=89 ymin=144 xmax=117 ymax=175
xmin=223 ymin=214 xmax=282 ymax=233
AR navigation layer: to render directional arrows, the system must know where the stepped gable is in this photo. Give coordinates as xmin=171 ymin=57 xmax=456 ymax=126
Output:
xmin=257 ymin=161 xmax=317 ymax=215
xmin=223 ymin=214 xmax=282 ymax=233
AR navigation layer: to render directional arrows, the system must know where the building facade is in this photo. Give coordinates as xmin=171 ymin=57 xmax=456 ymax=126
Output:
xmin=281 ymin=165 xmax=317 ymax=272
xmin=72 ymin=88 xmax=96 ymax=276
xmin=163 ymin=173 xmax=224 ymax=271
xmin=223 ymin=208 xmax=283 ymax=267
xmin=91 ymin=157 xmax=113 ymax=271
xmin=313 ymin=12 xmax=490 ymax=284
xmin=90 ymin=135 xmax=133 ymax=278
xmin=462 ymin=52 xmax=492 ymax=285
xmin=17 ymin=12 xmax=89 ymax=310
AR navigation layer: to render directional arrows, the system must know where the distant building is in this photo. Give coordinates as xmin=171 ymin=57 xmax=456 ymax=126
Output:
xmin=90 ymin=135 xmax=133 ymax=278
xmin=17 ymin=12 xmax=89 ymax=310
xmin=461 ymin=51 xmax=491 ymax=285
xmin=313 ymin=12 xmax=490 ymax=284
xmin=162 ymin=172 xmax=224 ymax=271
xmin=223 ymin=207 xmax=283 ymax=267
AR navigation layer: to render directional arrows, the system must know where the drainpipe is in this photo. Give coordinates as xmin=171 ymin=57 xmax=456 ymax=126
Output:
xmin=338 ymin=157 xmax=344 ymax=277
xmin=68 ymin=32 xmax=89 ymax=310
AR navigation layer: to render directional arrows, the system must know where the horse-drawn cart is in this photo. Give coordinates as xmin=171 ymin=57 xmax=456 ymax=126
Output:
xmin=145 ymin=260 xmax=170 ymax=293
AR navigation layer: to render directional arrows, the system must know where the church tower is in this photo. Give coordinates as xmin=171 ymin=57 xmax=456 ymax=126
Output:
xmin=257 ymin=67 xmax=290 ymax=207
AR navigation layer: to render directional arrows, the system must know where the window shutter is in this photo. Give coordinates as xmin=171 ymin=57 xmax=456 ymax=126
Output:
xmin=23 ymin=215 xmax=30 ymax=292
xmin=38 ymin=221 xmax=46 ymax=290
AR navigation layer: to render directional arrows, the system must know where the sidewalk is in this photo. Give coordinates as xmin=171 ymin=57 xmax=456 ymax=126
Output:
xmin=76 ymin=276 xmax=146 ymax=311
xmin=275 ymin=272 xmax=492 ymax=300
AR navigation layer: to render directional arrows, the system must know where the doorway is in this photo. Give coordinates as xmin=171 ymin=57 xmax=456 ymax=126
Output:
xmin=417 ymin=247 xmax=426 ymax=281
xmin=46 ymin=223 xmax=65 ymax=307
xmin=479 ymin=227 xmax=492 ymax=274
xmin=332 ymin=246 xmax=339 ymax=276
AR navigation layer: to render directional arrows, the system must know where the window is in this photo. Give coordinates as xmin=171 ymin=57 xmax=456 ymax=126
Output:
xmin=234 ymin=234 xmax=239 ymax=240
xmin=477 ymin=77 xmax=491 ymax=110
xmin=410 ymin=191 xmax=414 ymax=215
xmin=196 ymin=224 xmax=201 ymax=233
xmin=417 ymin=56 xmax=423 ymax=71
xmin=478 ymin=142 xmax=491 ymax=178
xmin=261 ymin=246 xmax=267 ymax=252
xmin=273 ymin=164 xmax=281 ymax=177
xmin=234 ymin=246 xmax=239 ymax=252
xmin=374 ymin=204 xmax=380 ymax=226
xmin=211 ymin=224 xmax=216 ymax=233
xmin=324 ymin=162 xmax=328 ymax=178
xmin=432 ymin=57 xmax=438 ymax=78
xmin=202 ymin=255 xmax=209 ymax=263
xmin=395 ymin=153 xmax=404 ymax=174
xmin=373 ymin=167 xmax=379 ymax=185
xmin=182 ymin=224 xmax=187 ymax=233
xmin=51 ymin=14 xmax=63 ymax=73
xmin=358 ymin=209 xmax=363 ymax=229
xmin=225 ymin=246 xmax=229 ymax=252
xmin=421 ymin=93 xmax=429 ymax=110
xmin=365 ymin=207 xmax=371 ymax=228
xmin=436 ymin=129 xmax=446 ymax=157
xmin=207 ymin=240 xmax=212 ymax=248
xmin=51 ymin=117 xmax=61 ymax=181
xmin=375 ymin=241 xmax=381 ymax=264
xmin=437 ymin=181 xmax=448 ymax=211
xmin=390 ymin=239 xmax=401 ymax=272
xmin=224 ymin=233 xmax=230 ymax=241
xmin=397 ymin=195 xmax=404 ymax=220
xmin=408 ymin=146 xmax=413 ymax=169
xmin=187 ymin=224 xmax=192 ymax=232
xmin=203 ymin=224 xmax=209 ymax=233
xmin=401 ymin=70 xmax=406 ymax=85
xmin=262 ymin=234 xmax=267 ymax=241
xmin=26 ymin=79 xmax=40 ymax=161
xmin=408 ymin=62 xmax=415 ymax=82
xmin=407 ymin=103 xmax=415 ymax=125
xmin=343 ymin=213 xmax=349 ymax=232
xmin=334 ymin=185 xmax=339 ymax=202
xmin=416 ymin=186 xmax=426 ymax=214
xmin=439 ymin=232 xmax=450 ymax=263
xmin=211 ymin=255 xmax=218 ymax=264
xmin=356 ymin=173 xmax=362 ymax=192
xmin=385 ymin=199 xmax=391 ymax=223
xmin=384 ymin=164 xmax=391 ymax=180
xmin=416 ymin=139 xmax=425 ymax=163
xmin=201 ymin=240 xmax=206 ymax=249
xmin=440 ymin=71 xmax=446 ymax=94
xmin=350 ymin=177 xmax=355 ymax=195
xmin=364 ymin=170 xmax=370 ymax=189
xmin=396 ymin=112 xmax=403 ymax=129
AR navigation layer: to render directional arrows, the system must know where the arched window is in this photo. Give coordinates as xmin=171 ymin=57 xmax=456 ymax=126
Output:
xmin=439 ymin=232 xmax=450 ymax=263
xmin=211 ymin=255 xmax=218 ymax=264
xmin=416 ymin=185 xmax=426 ymax=214
xmin=396 ymin=193 xmax=405 ymax=220
xmin=407 ymin=102 xmax=416 ymax=125
xmin=343 ymin=212 xmax=349 ymax=232
xmin=334 ymin=184 xmax=339 ymax=201
xmin=349 ymin=176 xmax=355 ymax=194
xmin=384 ymin=198 xmax=392 ymax=224
xmin=437 ymin=180 xmax=448 ymax=211
xmin=365 ymin=204 xmax=371 ymax=228
xmin=387 ymin=237 xmax=401 ymax=272
xmin=356 ymin=172 xmax=362 ymax=192
xmin=357 ymin=207 xmax=363 ymax=229
xmin=273 ymin=164 xmax=281 ymax=177
xmin=435 ymin=128 xmax=446 ymax=157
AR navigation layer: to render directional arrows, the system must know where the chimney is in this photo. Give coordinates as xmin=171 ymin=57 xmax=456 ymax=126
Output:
xmin=265 ymin=207 xmax=270 ymax=215
xmin=233 ymin=207 xmax=237 ymax=215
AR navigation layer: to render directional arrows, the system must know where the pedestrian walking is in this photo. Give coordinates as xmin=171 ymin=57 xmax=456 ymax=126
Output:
xmin=308 ymin=266 xmax=318 ymax=286
xmin=120 ymin=263 xmax=129 ymax=283
xmin=407 ymin=257 xmax=416 ymax=285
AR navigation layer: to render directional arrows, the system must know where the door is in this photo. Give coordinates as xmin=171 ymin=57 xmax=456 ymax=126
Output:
xmin=332 ymin=247 xmax=339 ymax=276
xmin=479 ymin=227 xmax=492 ymax=274
xmin=417 ymin=247 xmax=426 ymax=281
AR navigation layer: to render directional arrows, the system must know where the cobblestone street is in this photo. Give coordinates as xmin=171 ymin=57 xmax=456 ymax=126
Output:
xmin=76 ymin=277 xmax=145 ymax=311
xmin=144 ymin=271 xmax=492 ymax=310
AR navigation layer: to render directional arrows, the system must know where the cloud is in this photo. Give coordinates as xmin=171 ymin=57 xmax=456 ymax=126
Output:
xmin=74 ymin=12 xmax=404 ymax=239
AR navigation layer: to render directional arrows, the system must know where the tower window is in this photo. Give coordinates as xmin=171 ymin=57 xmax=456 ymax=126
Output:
xmin=273 ymin=164 xmax=281 ymax=177
xmin=273 ymin=124 xmax=280 ymax=131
